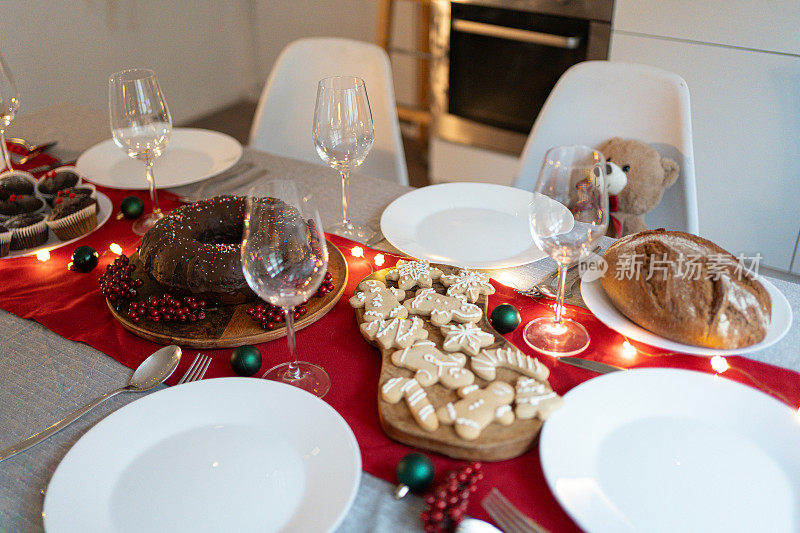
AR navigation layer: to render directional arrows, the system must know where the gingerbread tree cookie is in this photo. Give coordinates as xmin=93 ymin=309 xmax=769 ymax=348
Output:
xmin=385 ymin=259 xmax=443 ymax=290
xmin=436 ymin=382 xmax=515 ymax=441
xmin=360 ymin=317 xmax=428 ymax=350
xmin=471 ymin=347 xmax=550 ymax=381
xmin=391 ymin=340 xmax=475 ymax=389
xmin=440 ymin=323 xmax=495 ymax=356
xmin=381 ymin=376 xmax=439 ymax=431
xmin=440 ymin=269 xmax=495 ymax=303
xmin=404 ymin=288 xmax=482 ymax=326
xmin=514 ymin=377 xmax=563 ymax=420
xmin=349 ymin=279 xmax=407 ymax=322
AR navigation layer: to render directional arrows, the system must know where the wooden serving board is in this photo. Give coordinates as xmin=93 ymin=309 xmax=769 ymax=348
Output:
xmin=356 ymin=266 xmax=543 ymax=462
xmin=107 ymin=240 xmax=348 ymax=349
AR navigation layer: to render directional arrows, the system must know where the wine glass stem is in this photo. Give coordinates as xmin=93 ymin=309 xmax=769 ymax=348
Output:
xmin=554 ymin=263 xmax=568 ymax=324
xmin=0 ymin=130 xmax=11 ymax=171
xmin=283 ymin=307 xmax=303 ymax=380
xmin=340 ymin=169 xmax=351 ymax=228
xmin=144 ymin=159 xmax=161 ymax=216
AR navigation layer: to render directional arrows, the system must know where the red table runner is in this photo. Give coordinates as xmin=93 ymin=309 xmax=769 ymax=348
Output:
xmin=2 ymin=185 xmax=799 ymax=531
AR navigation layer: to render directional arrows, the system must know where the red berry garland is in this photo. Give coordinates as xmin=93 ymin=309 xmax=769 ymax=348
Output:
xmin=245 ymin=271 xmax=334 ymax=330
xmin=421 ymin=462 xmax=484 ymax=533
xmin=98 ymin=255 xmax=143 ymax=302
xmin=127 ymin=294 xmax=208 ymax=324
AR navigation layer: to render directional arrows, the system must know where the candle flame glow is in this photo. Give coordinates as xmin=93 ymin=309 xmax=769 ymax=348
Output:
xmin=109 ymin=243 xmax=123 ymax=255
xmin=36 ymin=250 xmax=50 ymax=262
xmin=710 ymin=355 xmax=729 ymax=373
xmin=374 ymin=253 xmax=385 ymax=266
xmin=351 ymin=246 xmax=364 ymax=258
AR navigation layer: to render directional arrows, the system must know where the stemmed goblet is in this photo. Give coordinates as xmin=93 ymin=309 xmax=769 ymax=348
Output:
xmin=313 ymin=76 xmax=375 ymax=242
xmin=109 ymin=68 xmax=172 ymax=235
xmin=524 ymin=145 xmax=609 ymax=356
xmin=241 ymin=180 xmax=331 ymax=397
xmin=0 ymin=52 xmax=20 ymax=171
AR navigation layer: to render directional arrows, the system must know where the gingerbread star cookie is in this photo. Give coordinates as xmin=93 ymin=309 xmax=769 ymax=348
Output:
xmin=360 ymin=317 xmax=428 ymax=350
xmin=391 ymin=340 xmax=475 ymax=389
xmin=514 ymin=377 xmax=563 ymax=420
xmin=440 ymin=322 xmax=495 ymax=356
xmin=440 ymin=269 xmax=495 ymax=303
xmin=471 ymin=347 xmax=550 ymax=381
xmin=403 ymin=288 xmax=483 ymax=326
xmin=385 ymin=259 xmax=443 ymax=290
xmin=381 ymin=376 xmax=439 ymax=432
xmin=436 ymin=381 xmax=515 ymax=441
xmin=349 ymin=280 xmax=407 ymax=322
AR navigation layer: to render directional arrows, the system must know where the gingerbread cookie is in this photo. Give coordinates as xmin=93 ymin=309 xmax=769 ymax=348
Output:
xmin=440 ymin=322 xmax=495 ymax=356
xmin=514 ymin=377 xmax=563 ymax=420
xmin=472 ymin=347 xmax=550 ymax=381
xmin=440 ymin=269 xmax=496 ymax=303
xmin=436 ymin=381 xmax=515 ymax=441
xmin=360 ymin=317 xmax=428 ymax=350
xmin=391 ymin=340 xmax=475 ymax=389
xmin=349 ymin=280 xmax=407 ymax=322
xmin=385 ymin=259 xmax=443 ymax=290
xmin=381 ymin=376 xmax=438 ymax=432
xmin=404 ymin=288 xmax=483 ymax=326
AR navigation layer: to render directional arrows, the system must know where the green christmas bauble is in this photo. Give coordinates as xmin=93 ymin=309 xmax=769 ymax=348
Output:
xmin=71 ymin=245 xmax=99 ymax=273
xmin=490 ymin=303 xmax=521 ymax=334
xmin=396 ymin=453 xmax=434 ymax=492
xmin=120 ymin=196 xmax=144 ymax=219
xmin=230 ymin=345 xmax=262 ymax=376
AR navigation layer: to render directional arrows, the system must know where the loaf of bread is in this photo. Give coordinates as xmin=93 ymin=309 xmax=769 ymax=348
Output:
xmin=600 ymin=229 xmax=771 ymax=349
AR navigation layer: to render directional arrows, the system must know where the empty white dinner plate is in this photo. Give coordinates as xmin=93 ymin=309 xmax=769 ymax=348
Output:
xmin=76 ymin=128 xmax=243 ymax=189
xmin=380 ymin=183 xmax=572 ymax=269
xmin=580 ymin=276 xmax=792 ymax=356
xmin=540 ymin=368 xmax=800 ymax=533
xmin=43 ymin=378 xmax=361 ymax=533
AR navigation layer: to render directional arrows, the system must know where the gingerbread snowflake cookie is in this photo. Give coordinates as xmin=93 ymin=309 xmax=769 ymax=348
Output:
xmin=360 ymin=317 xmax=428 ymax=350
xmin=385 ymin=259 xmax=443 ymax=290
xmin=436 ymin=381 xmax=515 ymax=440
xmin=440 ymin=323 xmax=495 ymax=356
xmin=404 ymin=288 xmax=483 ymax=326
xmin=391 ymin=340 xmax=475 ymax=389
xmin=440 ymin=269 xmax=495 ymax=303
xmin=471 ymin=347 xmax=550 ymax=381
xmin=381 ymin=376 xmax=439 ymax=432
xmin=514 ymin=377 xmax=563 ymax=420
xmin=349 ymin=280 xmax=407 ymax=322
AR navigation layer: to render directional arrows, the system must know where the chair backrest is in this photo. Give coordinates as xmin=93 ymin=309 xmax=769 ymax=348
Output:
xmin=513 ymin=61 xmax=699 ymax=234
xmin=249 ymin=37 xmax=409 ymax=186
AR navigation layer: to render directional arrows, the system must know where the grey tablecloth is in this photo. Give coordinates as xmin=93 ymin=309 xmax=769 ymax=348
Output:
xmin=2 ymin=105 xmax=800 ymax=531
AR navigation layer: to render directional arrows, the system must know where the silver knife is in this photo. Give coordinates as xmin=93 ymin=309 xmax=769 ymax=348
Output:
xmin=559 ymin=357 xmax=626 ymax=373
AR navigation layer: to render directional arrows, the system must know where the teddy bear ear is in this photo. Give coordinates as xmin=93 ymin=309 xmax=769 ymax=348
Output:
xmin=599 ymin=137 xmax=622 ymax=151
xmin=661 ymin=157 xmax=680 ymax=188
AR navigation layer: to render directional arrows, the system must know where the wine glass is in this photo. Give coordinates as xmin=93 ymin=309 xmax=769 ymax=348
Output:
xmin=0 ymin=52 xmax=20 ymax=171
xmin=313 ymin=76 xmax=375 ymax=242
xmin=524 ymin=145 xmax=609 ymax=356
xmin=241 ymin=180 xmax=331 ymax=397
xmin=109 ymin=68 xmax=172 ymax=235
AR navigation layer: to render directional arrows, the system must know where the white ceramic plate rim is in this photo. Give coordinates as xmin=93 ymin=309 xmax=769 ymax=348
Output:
xmin=1 ymin=191 xmax=112 ymax=259
xmin=76 ymin=128 xmax=243 ymax=189
xmin=380 ymin=182 xmax=570 ymax=269
xmin=580 ymin=275 xmax=792 ymax=356
xmin=540 ymin=368 xmax=800 ymax=533
xmin=43 ymin=378 xmax=361 ymax=533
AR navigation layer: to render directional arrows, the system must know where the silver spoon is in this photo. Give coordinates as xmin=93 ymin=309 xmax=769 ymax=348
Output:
xmin=0 ymin=345 xmax=181 ymax=462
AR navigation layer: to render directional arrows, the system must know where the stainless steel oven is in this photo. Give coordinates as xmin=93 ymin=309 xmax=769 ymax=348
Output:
xmin=431 ymin=0 xmax=613 ymax=155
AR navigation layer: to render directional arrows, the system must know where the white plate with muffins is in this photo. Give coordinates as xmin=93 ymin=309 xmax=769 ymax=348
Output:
xmin=581 ymin=230 xmax=792 ymax=356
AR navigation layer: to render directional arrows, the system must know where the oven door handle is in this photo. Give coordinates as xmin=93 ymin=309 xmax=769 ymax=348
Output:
xmin=452 ymin=19 xmax=581 ymax=49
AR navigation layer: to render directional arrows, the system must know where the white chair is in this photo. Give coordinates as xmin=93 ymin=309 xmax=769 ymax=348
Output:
xmin=249 ymin=37 xmax=409 ymax=186
xmin=513 ymin=61 xmax=699 ymax=235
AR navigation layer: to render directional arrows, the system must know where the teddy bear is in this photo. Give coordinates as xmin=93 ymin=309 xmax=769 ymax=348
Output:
xmin=597 ymin=137 xmax=680 ymax=238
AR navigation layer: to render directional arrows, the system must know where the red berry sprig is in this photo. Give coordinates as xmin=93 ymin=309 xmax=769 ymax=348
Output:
xmin=421 ymin=462 xmax=484 ymax=533
xmin=128 ymin=294 xmax=207 ymax=324
xmin=99 ymin=255 xmax=143 ymax=302
xmin=245 ymin=271 xmax=333 ymax=330
xmin=316 ymin=271 xmax=335 ymax=297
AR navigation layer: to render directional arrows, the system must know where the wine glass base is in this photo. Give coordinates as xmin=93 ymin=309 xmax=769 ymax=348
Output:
xmin=131 ymin=211 xmax=164 ymax=235
xmin=261 ymin=361 xmax=331 ymax=398
xmin=328 ymin=221 xmax=376 ymax=243
xmin=523 ymin=317 xmax=590 ymax=357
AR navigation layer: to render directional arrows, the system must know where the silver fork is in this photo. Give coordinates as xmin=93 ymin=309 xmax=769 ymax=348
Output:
xmin=177 ymin=354 xmax=212 ymax=384
xmin=481 ymin=488 xmax=550 ymax=533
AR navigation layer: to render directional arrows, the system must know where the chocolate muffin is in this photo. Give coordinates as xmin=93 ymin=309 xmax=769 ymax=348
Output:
xmin=0 ymin=194 xmax=45 ymax=219
xmin=0 ymin=174 xmax=35 ymax=200
xmin=47 ymin=185 xmax=96 ymax=206
xmin=37 ymin=170 xmax=81 ymax=196
xmin=0 ymin=223 xmax=10 ymax=257
xmin=7 ymin=213 xmax=48 ymax=250
xmin=46 ymin=194 xmax=98 ymax=240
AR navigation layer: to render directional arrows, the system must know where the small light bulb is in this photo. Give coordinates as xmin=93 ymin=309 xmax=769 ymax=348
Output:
xmin=109 ymin=243 xmax=123 ymax=255
xmin=351 ymin=246 xmax=364 ymax=258
xmin=374 ymin=253 xmax=385 ymax=266
xmin=620 ymin=340 xmax=637 ymax=358
xmin=710 ymin=355 xmax=729 ymax=373
xmin=36 ymin=250 xmax=50 ymax=262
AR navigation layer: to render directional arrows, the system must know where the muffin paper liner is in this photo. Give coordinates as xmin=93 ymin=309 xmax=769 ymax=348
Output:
xmin=46 ymin=202 xmax=98 ymax=241
xmin=0 ymin=230 xmax=11 ymax=257
xmin=10 ymin=218 xmax=49 ymax=250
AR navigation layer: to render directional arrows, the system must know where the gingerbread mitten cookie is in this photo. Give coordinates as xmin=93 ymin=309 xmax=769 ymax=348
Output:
xmin=381 ymin=377 xmax=439 ymax=431
xmin=360 ymin=317 xmax=428 ymax=350
xmin=391 ymin=340 xmax=475 ymax=389
xmin=472 ymin=347 xmax=550 ymax=381
xmin=436 ymin=382 xmax=515 ymax=440
xmin=349 ymin=280 xmax=407 ymax=322
xmin=440 ymin=269 xmax=495 ymax=303
xmin=440 ymin=322 xmax=495 ymax=356
xmin=385 ymin=259 xmax=443 ymax=290
xmin=514 ymin=377 xmax=563 ymax=420
xmin=404 ymin=288 xmax=482 ymax=326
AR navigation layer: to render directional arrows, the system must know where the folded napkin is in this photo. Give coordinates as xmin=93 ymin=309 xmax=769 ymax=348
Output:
xmin=4 ymin=140 xmax=60 ymax=177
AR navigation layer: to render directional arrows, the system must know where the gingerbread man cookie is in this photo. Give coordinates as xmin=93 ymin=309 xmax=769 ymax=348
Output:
xmin=349 ymin=280 xmax=407 ymax=322
xmin=403 ymin=288 xmax=483 ymax=326
xmin=385 ymin=259 xmax=443 ymax=290
xmin=360 ymin=317 xmax=428 ymax=350
xmin=381 ymin=376 xmax=439 ymax=432
xmin=514 ymin=377 xmax=563 ymax=420
xmin=440 ymin=269 xmax=496 ymax=303
xmin=440 ymin=322 xmax=495 ymax=356
xmin=436 ymin=381 xmax=515 ymax=440
xmin=471 ymin=347 xmax=550 ymax=381
xmin=391 ymin=340 xmax=475 ymax=389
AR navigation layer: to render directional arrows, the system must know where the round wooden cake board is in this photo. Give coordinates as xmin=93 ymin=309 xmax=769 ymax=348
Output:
xmin=107 ymin=239 xmax=348 ymax=349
